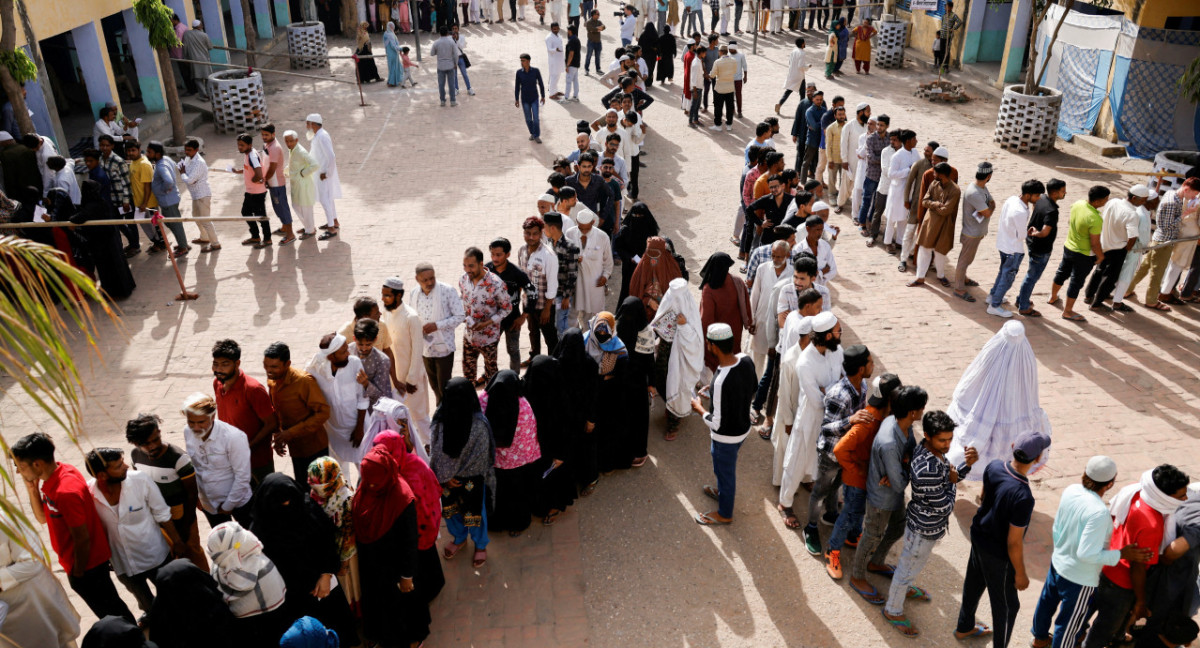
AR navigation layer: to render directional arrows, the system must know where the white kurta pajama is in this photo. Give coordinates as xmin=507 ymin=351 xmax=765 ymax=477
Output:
xmin=0 ymin=513 xmax=80 ymax=648
xmin=287 ymin=143 xmax=319 ymax=233
xmin=777 ymin=342 xmax=844 ymax=505
xmin=883 ymin=147 xmax=918 ymax=245
xmin=308 ymin=347 xmax=370 ymax=472
xmin=782 ymin=47 xmax=806 ymax=93
xmin=546 ymin=32 xmax=565 ymax=95
xmin=649 ymin=278 xmax=704 ymax=418
xmin=749 ymin=260 xmax=788 ymax=370
xmin=853 ymin=131 xmax=870 ymax=221
xmin=566 ymin=225 xmax=613 ymax=324
xmin=381 ymin=302 xmax=433 ymax=447
xmin=839 ymin=119 xmax=867 ymax=209
xmin=309 ymin=126 xmax=342 ymax=227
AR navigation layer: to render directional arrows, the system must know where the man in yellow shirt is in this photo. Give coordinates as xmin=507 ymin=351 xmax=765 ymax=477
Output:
xmin=125 ymin=142 xmax=167 ymax=253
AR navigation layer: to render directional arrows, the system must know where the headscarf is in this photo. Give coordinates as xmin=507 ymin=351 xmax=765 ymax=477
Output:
xmin=206 ymin=521 xmax=286 ymax=617
xmin=1110 ymin=469 xmax=1187 ymax=551
xmin=82 ymin=616 xmax=155 ymax=648
xmin=386 ymin=20 xmax=396 ymax=32
xmin=613 ymin=201 xmax=660 ymax=261
xmin=638 ymin=22 xmax=658 ymax=58
xmin=584 ymin=312 xmax=627 ymax=364
xmin=148 ymin=559 xmax=234 ymax=648
xmin=484 ymin=370 xmax=521 ymax=448
xmin=629 ymin=236 xmax=683 ymax=316
xmin=522 ymin=355 xmax=569 ymax=459
xmin=250 ymin=473 xmax=340 ymax=595
xmin=432 ymin=377 xmax=481 ymax=458
xmin=373 ymin=430 xmax=442 ymax=550
xmin=554 ymin=328 xmax=591 ymax=374
xmin=368 ymin=397 xmax=429 ymax=464
xmin=616 ymin=295 xmax=649 ymax=350
xmin=356 ymin=21 xmax=370 ymax=48
xmin=699 ymin=252 xmax=735 ymax=289
xmin=352 ymin=445 xmax=415 ymax=544
xmin=280 ymin=617 xmax=340 ymax=648
xmin=305 ymin=457 xmax=355 ymax=560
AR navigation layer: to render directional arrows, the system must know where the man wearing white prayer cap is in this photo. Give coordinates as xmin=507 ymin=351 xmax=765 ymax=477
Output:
xmin=775 ymin=309 xmax=844 ymax=531
xmin=537 ymin=193 xmax=557 ymax=215
xmin=305 ymin=113 xmax=342 ymax=239
xmin=1112 ymin=185 xmax=1158 ymax=311
xmin=282 ymin=129 xmax=319 ymax=237
xmin=691 ymin=322 xmax=758 ymax=526
xmin=1084 ymin=184 xmax=1149 ymax=309
xmin=181 ymin=20 xmax=214 ymax=98
xmin=378 ymin=276 xmax=433 ymax=448
xmin=306 ymin=332 xmax=370 ymax=476
xmin=566 ymin=207 xmax=613 ymax=328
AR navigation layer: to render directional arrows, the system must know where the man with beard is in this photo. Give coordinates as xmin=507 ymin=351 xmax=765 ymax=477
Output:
xmin=307 ymin=333 xmax=369 ymax=477
xmin=212 ymin=339 xmax=277 ymax=488
xmin=486 ymin=239 xmax=533 ymax=372
xmin=126 ymin=414 xmax=208 ymax=571
xmin=380 ymin=277 xmax=432 ymax=447
xmin=85 ymin=447 xmax=186 ymax=619
xmin=566 ymin=152 xmax=614 ymax=223
xmin=839 ymin=103 xmax=870 ymax=215
xmin=180 ymin=393 xmax=253 ymax=527
xmin=599 ymin=157 xmax=623 ymax=233
xmin=264 ymin=342 xmax=331 ymax=480
xmin=777 ymin=310 xmax=844 ymax=529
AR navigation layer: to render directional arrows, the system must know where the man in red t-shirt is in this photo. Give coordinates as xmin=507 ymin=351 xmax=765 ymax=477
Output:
xmin=1081 ymin=464 xmax=1190 ymax=648
xmin=212 ymin=338 xmax=278 ymax=487
xmin=13 ymin=432 xmax=134 ymax=621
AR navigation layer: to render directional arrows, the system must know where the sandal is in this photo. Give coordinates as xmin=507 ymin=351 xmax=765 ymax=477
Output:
xmin=1061 ymin=313 xmax=1086 ymax=322
xmin=1164 ymin=295 xmax=1185 ymax=305
xmin=254 ymin=240 xmax=273 ymax=249
xmin=472 ymin=550 xmax=487 ymax=568
xmin=868 ymin=563 xmax=897 ymax=577
xmin=965 ymin=279 xmax=980 ymax=287
xmin=543 ymin=509 xmax=562 ymax=526
xmin=850 ymin=581 xmax=885 ymax=605
xmin=906 ymin=586 xmax=931 ymax=601
xmin=1046 ymin=296 xmax=1061 ymax=306
xmin=241 ymin=237 xmax=261 ymax=246
xmin=955 ymin=623 xmax=992 ymax=640
xmin=883 ymin=611 xmax=919 ymax=638
xmin=702 ymin=485 xmax=719 ymax=501
xmin=299 ymin=231 xmax=316 ymax=240
xmin=938 ymin=277 xmax=951 ymax=287
xmin=953 ymin=291 xmax=977 ymax=303
xmin=664 ymin=430 xmax=679 ymax=441
xmin=1018 ymin=309 xmax=1042 ymax=318
xmin=906 ymin=279 xmax=925 ymax=288
xmin=1148 ymin=302 xmax=1172 ymax=312
xmin=694 ymin=512 xmax=731 ymax=525
xmin=318 ymin=230 xmax=338 ymax=240
xmin=631 ymin=456 xmax=648 ymax=468
xmin=757 ymin=425 xmax=772 ymax=441
xmin=1112 ymin=302 xmax=1134 ymax=312
xmin=508 ymin=531 xmax=523 ymax=538
xmin=279 ymin=236 xmax=297 ymax=245
xmin=443 ymin=541 xmax=463 ymax=560
xmin=777 ymin=505 xmax=801 ymax=529
xmin=580 ymin=480 xmax=598 ymax=497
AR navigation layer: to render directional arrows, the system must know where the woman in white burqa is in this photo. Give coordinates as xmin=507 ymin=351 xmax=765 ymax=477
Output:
xmin=946 ymin=321 xmax=1051 ymax=480
xmin=649 ymin=277 xmax=704 ymax=436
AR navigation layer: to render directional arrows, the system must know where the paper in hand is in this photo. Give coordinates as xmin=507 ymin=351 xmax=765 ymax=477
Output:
xmin=32 ymin=205 xmax=47 ymax=222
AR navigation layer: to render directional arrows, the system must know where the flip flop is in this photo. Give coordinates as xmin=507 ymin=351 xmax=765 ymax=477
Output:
xmin=757 ymin=426 xmax=772 ymax=441
xmin=955 ymin=623 xmax=992 ymax=640
xmin=1148 ymin=302 xmax=1172 ymax=312
xmin=850 ymin=581 xmax=885 ymax=605
xmin=702 ymin=485 xmax=720 ymax=501
xmin=965 ymin=279 xmax=980 ymax=287
xmin=906 ymin=586 xmax=931 ymax=601
xmin=954 ymin=291 xmax=977 ymax=303
xmin=1018 ymin=309 xmax=1042 ymax=318
xmin=938 ymin=277 xmax=951 ymax=287
xmin=883 ymin=610 xmax=920 ymax=638
xmin=694 ymin=512 xmax=731 ymax=525
xmin=868 ymin=564 xmax=897 ymax=577
xmin=443 ymin=541 xmax=463 ymax=560
xmin=1061 ymin=313 xmax=1086 ymax=322
xmin=1112 ymin=302 xmax=1134 ymax=312
xmin=906 ymin=280 xmax=926 ymax=288
xmin=777 ymin=506 xmax=801 ymax=529
xmin=472 ymin=550 xmax=487 ymax=568
xmin=1046 ymin=296 xmax=1061 ymax=306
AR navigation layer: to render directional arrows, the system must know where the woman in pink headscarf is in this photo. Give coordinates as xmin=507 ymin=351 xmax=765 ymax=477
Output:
xmin=373 ymin=430 xmax=446 ymax=605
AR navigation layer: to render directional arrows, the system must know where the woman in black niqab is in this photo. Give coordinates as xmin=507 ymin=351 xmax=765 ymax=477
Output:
xmin=552 ymin=329 xmax=600 ymax=495
xmin=616 ymin=296 xmax=653 ymax=466
xmin=638 ymin=23 xmax=659 ymax=88
xmin=523 ymin=355 xmax=576 ymax=522
xmin=613 ymin=201 xmax=660 ymax=302
xmin=147 ymin=559 xmax=233 ymax=648
xmin=656 ymin=25 xmax=677 ymax=83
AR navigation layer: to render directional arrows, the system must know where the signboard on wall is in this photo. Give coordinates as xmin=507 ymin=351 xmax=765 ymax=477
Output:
xmin=911 ymin=0 xmax=939 ymax=10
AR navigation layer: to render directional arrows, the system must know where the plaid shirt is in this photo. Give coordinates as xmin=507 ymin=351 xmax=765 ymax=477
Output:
xmin=101 ymin=153 xmax=132 ymax=207
xmin=818 ymin=376 xmax=866 ymax=462
xmin=938 ymin=12 xmax=963 ymax=40
xmin=865 ymin=132 xmax=887 ymax=182
xmin=1152 ymin=190 xmax=1183 ymax=243
xmin=518 ymin=242 xmax=558 ymax=310
xmin=551 ymin=235 xmax=580 ymax=304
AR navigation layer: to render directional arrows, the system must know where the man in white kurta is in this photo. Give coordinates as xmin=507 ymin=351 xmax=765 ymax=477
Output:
xmin=307 ymin=333 xmax=369 ymax=475
xmin=545 ymin=25 xmax=566 ymax=99
xmin=565 ymin=208 xmax=613 ymax=327
xmin=852 ymin=115 xmax=876 ymax=223
xmin=306 ymin=113 xmax=342 ymax=234
xmin=883 ymin=133 xmax=919 ymax=248
xmin=839 ymin=103 xmax=869 ymax=212
xmin=778 ymin=312 xmax=844 ymax=515
xmin=775 ymin=39 xmax=808 ymax=114
xmin=380 ymin=277 xmax=432 ymax=448
xmin=770 ymin=313 xmax=810 ymax=486
xmin=749 ymin=240 xmax=791 ymax=371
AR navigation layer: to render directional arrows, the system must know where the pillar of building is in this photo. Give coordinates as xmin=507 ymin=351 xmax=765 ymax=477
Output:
xmin=197 ymin=0 xmax=231 ymax=63
xmin=164 ymin=0 xmax=193 ymax=23
xmin=229 ymin=0 xmax=249 ymax=49
xmin=121 ymin=9 xmax=167 ymax=113
xmin=253 ymin=0 xmax=275 ymax=38
xmin=998 ymin=0 xmax=1034 ymax=84
xmin=960 ymin=0 xmax=987 ymax=64
xmin=273 ymin=0 xmax=291 ymax=27
xmin=71 ymin=20 xmax=120 ymax=119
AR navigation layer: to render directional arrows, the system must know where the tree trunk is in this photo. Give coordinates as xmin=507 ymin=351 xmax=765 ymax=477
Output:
xmin=1023 ymin=0 xmax=1073 ymax=95
xmin=156 ymin=48 xmax=186 ymax=145
xmin=16 ymin=0 xmax=63 ymax=143
xmin=0 ymin=0 xmax=33 ymax=135
xmin=241 ymin=0 xmax=258 ymax=68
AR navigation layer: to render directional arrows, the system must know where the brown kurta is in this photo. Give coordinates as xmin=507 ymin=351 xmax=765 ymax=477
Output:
xmin=917 ymin=178 xmax=961 ymax=255
xmin=699 ymin=278 xmax=750 ymax=370
xmin=904 ymin=157 xmax=933 ymax=224
xmin=915 ymin=165 xmax=958 ymax=222
xmin=269 ymin=366 xmax=331 ymax=458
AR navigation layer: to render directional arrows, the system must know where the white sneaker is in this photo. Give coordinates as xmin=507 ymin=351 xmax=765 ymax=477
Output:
xmin=986 ymin=305 xmax=1013 ymax=318
xmin=708 ymin=124 xmax=723 ymax=131
xmin=724 ymin=124 xmax=732 ymax=131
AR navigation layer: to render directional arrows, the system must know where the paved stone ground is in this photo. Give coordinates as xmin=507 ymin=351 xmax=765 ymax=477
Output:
xmin=4 ymin=8 xmax=1199 ymax=647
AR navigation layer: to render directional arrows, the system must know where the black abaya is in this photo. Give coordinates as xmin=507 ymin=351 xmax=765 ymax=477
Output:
xmin=638 ymin=24 xmax=659 ymax=88
xmin=616 ymin=296 xmax=652 ymax=461
xmin=656 ymin=28 xmax=677 ymax=82
xmin=148 ymin=559 xmax=235 ymax=648
xmin=356 ymin=41 xmax=382 ymax=82
xmin=358 ymin=506 xmax=428 ymax=646
xmin=71 ymin=180 xmax=136 ymax=300
xmin=552 ymin=330 xmax=600 ymax=491
xmin=594 ymin=354 xmax=630 ymax=473
xmin=523 ymin=355 xmax=578 ymax=516
xmin=613 ymin=202 xmax=660 ymax=302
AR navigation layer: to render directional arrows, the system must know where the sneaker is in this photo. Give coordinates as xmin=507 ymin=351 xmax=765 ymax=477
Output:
xmin=533 ymin=137 xmax=542 ymax=143
xmin=468 ymin=89 xmax=476 ymax=96
xmin=803 ymin=525 xmax=821 ymax=555
xmin=708 ymin=124 xmax=723 ymax=131
xmin=450 ymin=101 xmax=457 ymax=107
xmin=825 ymin=550 xmax=843 ymax=580
xmin=724 ymin=124 xmax=732 ymax=131
xmin=440 ymin=100 xmax=446 ymax=106
xmin=844 ymin=531 xmax=861 ymax=548
xmin=986 ymin=305 xmax=1013 ymax=318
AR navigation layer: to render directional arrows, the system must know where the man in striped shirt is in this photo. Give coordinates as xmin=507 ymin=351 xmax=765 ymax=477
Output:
xmin=881 ymin=411 xmax=976 ymax=637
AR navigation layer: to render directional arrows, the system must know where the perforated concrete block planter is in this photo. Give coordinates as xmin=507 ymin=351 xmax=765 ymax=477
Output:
xmin=209 ymin=71 xmax=269 ymax=135
xmin=875 ymin=19 xmax=909 ymax=69
xmin=1154 ymin=151 xmax=1200 ymax=193
xmin=994 ymin=85 xmax=1063 ymax=154
xmin=287 ymin=21 xmax=328 ymax=69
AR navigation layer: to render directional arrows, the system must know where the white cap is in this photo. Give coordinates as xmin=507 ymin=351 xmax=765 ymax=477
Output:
xmin=796 ymin=315 xmax=813 ymax=335
xmin=1130 ymin=184 xmax=1150 ymax=198
xmin=811 ymin=311 xmax=838 ymax=333
xmin=318 ymin=333 xmax=347 ymax=357
xmin=538 ymin=193 xmax=556 ymax=204
xmin=192 ymin=19 xmax=202 ymax=27
xmin=867 ymin=116 xmax=877 ymax=123
xmin=729 ymin=42 xmax=739 ymax=50
xmin=811 ymin=200 xmax=830 ymax=212
xmin=855 ymin=102 xmax=869 ymax=112
xmin=305 ymin=113 xmax=323 ymax=124
xmin=576 ymin=208 xmax=597 ymax=225
xmin=1189 ymin=482 xmax=1200 ymax=502
xmin=619 ymin=55 xmax=630 ymax=61
xmin=706 ymin=323 xmax=733 ymax=341
xmin=933 ymin=146 xmax=950 ymax=159
xmin=0 ymin=131 xmax=13 ymax=142
xmin=1148 ymin=188 xmax=1159 ymax=200
xmin=383 ymin=277 xmax=405 ymax=291
xmin=1084 ymin=455 xmax=1118 ymax=483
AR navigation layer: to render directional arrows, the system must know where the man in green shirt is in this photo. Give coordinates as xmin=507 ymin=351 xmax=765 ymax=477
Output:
xmin=1048 ymin=186 xmax=1109 ymax=322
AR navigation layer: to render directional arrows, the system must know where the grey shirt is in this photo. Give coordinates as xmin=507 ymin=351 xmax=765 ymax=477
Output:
xmin=865 ymin=415 xmax=915 ymax=511
xmin=960 ymin=181 xmax=993 ymax=239
xmin=430 ymin=36 xmax=458 ymax=71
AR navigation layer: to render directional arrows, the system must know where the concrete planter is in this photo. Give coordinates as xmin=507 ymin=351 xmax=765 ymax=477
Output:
xmin=208 ymin=71 xmax=269 ymax=135
xmin=287 ymin=21 xmax=328 ymax=69
xmin=1153 ymin=151 xmax=1200 ymax=193
xmin=875 ymin=19 xmax=909 ymax=69
xmin=994 ymin=85 xmax=1063 ymax=154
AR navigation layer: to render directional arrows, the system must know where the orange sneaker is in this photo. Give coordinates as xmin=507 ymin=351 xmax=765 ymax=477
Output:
xmin=825 ymin=550 xmax=843 ymax=580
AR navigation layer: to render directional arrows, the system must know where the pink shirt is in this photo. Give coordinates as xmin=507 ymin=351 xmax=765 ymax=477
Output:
xmin=478 ymin=393 xmax=542 ymax=469
xmin=171 ymin=23 xmax=186 ymax=59
xmin=243 ymin=149 xmax=267 ymax=194
xmin=262 ymin=140 xmax=286 ymax=188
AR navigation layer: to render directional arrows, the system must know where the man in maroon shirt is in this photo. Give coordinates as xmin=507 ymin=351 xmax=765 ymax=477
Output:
xmin=13 ymin=432 xmax=134 ymax=621
xmin=212 ymin=339 xmax=278 ymax=487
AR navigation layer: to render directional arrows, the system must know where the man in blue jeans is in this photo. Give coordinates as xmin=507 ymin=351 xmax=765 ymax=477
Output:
xmin=430 ymin=27 xmax=458 ymax=106
xmin=514 ymin=53 xmax=546 ymax=143
xmin=987 ymin=179 xmax=1044 ymax=318
xmin=692 ymin=323 xmax=757 ymax=526
xmin=1016 ymin=178 xmax=1066 ymax=317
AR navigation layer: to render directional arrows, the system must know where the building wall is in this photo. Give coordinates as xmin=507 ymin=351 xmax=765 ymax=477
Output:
xmin=1108 ymin=0 xmax=1200 ymax=29
xmin=16 ymin=0 xmax=135 ymax=44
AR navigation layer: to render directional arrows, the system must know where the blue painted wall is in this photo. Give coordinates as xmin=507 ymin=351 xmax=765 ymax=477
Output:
xmin=122 ymin=9 xmax=166 ymax=112
xmin=71 ymin=22 xmax=113 ymax=119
